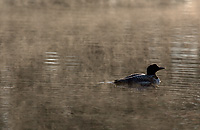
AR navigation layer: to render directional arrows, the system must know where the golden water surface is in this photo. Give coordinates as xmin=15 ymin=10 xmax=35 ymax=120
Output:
xmin=0 ymin=0 xmax=200 ymax=130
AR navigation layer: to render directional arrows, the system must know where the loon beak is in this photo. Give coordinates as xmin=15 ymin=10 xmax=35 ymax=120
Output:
xmin=159 ymin=67 xmax=165 ymax=70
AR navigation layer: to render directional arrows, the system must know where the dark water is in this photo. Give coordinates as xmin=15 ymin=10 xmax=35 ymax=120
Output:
xmin=0 ymin=0 xmax=200 ymax=130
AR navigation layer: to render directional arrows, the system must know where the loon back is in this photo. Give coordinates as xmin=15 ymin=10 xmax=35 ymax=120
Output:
xmin=114 ymin=74 xmax=160 ymax=87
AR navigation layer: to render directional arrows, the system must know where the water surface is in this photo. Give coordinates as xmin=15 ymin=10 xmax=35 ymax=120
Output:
xmin=0 ymin=0 xmax=200 ymax=130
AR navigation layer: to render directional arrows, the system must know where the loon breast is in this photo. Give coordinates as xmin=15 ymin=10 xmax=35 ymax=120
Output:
xmin=153 ymin=77 xmax=161 ymax=85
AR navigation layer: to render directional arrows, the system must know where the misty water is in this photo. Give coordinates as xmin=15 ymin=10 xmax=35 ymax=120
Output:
xmin=0 ymin=0 xmax=200 ymax=130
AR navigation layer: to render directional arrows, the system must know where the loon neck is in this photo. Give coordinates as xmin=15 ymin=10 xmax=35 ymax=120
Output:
xmin=147 ymin=72 xmax=156 ymax=75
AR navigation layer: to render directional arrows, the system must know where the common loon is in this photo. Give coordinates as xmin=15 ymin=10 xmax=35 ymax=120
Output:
xmin=114 ymin=64 xmax=165 ymax=87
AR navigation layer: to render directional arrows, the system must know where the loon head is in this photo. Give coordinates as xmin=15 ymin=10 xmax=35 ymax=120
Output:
xmin=147 ymin=64 xmax=165 ymax=75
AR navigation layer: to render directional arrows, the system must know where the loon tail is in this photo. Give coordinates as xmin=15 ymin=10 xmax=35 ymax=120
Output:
xmin=114 ymin=79 xmax=129 ymax=85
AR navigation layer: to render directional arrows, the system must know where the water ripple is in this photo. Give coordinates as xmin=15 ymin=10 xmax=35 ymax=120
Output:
xmin=44 ymin=52 xmax=60 ymax=71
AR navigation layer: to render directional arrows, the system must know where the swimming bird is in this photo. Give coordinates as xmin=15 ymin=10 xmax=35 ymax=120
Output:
xmin=114 ymin=64 xmax=165 ymax=87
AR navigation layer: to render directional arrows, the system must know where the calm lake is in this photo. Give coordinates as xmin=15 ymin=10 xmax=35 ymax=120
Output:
xmin=0 ymin=0 xmax=200 ymax=130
